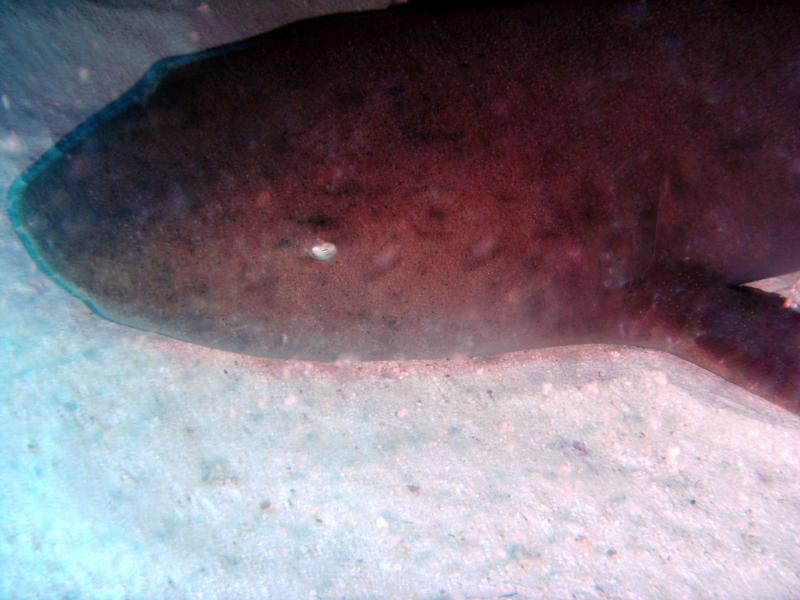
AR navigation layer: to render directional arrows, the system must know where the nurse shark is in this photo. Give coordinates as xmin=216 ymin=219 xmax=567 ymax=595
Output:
xmin=8 ymin=2 xmax=800 ymax=414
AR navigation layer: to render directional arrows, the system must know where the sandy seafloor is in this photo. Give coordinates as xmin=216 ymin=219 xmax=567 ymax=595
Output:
xmin=1 ymin=1 xmax=800 ymax=598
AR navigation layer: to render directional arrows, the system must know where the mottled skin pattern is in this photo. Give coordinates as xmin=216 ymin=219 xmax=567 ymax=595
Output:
xmin=8 ymin=2 xmax=800 ymax=413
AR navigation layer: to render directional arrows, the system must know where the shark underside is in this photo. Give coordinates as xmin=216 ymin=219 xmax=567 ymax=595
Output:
xmin=8 ymin=2 xmax=800 ymax=414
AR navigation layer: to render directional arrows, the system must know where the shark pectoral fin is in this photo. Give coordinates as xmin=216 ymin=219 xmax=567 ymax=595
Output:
xmin=619 ymin=267 xmax=800 ymax=415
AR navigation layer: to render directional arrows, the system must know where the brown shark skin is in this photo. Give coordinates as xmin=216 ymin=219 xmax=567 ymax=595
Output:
xmin=8 ymin=2 xmax=800 ymax=413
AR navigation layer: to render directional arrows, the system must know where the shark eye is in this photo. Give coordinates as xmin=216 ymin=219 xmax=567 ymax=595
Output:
xmin=310 ymin=242 xmax=338 ymax=261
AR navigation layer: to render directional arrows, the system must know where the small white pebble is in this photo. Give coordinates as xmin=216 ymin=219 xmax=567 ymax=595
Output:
xmin=1 ymin=94 xmax=10 ymax=110
xmin=311 ymin=242 xmax=337 ymax=261
xmin=78 ymin=67 xmax=90 ymax=82
xmin=581 ymin=381 xmax=600 ymax=395
xmin=665 ymin=445 xmax=681 ymax=471
xmin=652 ymin=370 xmax=668 ymax=385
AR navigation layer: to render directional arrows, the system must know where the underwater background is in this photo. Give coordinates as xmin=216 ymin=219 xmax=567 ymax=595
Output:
xmin=2 ymin=1 xmax=800 ymax=598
